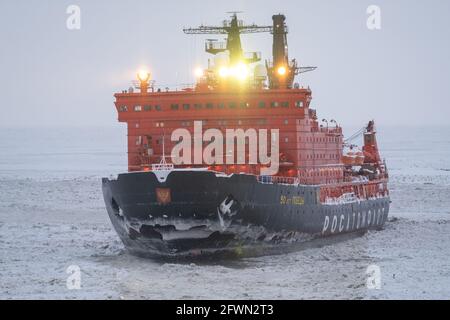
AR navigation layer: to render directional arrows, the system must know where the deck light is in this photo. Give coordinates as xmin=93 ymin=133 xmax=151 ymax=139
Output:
xmin=277 ymin=66 xmax=287 ymax=76
xmin=218 ymin=66 xmax=229 ymax=78
xmin=194 ymin=67 xmax=204 ymax=78
xmin=218 ymin=62 xmax=248 ymax=80
xmin=137 ymin=70 xmax=150 ymax=83
xmin=234 ymin=62 xmax=248 ymax=80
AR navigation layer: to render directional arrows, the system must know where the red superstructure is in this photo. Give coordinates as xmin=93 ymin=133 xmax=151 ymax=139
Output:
xmin=113 ymin=14 xmax=388 ymax=204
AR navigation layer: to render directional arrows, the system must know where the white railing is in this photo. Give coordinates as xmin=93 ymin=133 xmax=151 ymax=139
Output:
xmin=257 ymin=175 xmax=299 ymax=185
xmin=151 ymin=163 xmax=174 ymax=171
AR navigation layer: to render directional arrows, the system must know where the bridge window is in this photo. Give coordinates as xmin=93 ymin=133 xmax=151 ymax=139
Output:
xmin=258 ymin=101 xmax=266 ymax=108
xmin=155 ymin=105 xmax=162 ymax=111
xmin=271 ymin=102 xmax=279 ymax=108
xmin=240 ymin=102 xmax=250 ymax=108
xmin=183 ymin=104 xmax=190 ymax=110
xmin=194 ymin=103 xmax=202 ymax=110
xmin=144 ymin=105 xmax=151 ymax=111
xmin=119 ymin=106 xmax=128 ymax=112
xmin=281 ymin=101 xmax=289 ymax=108
xmin=218 ymin=103 xmax=225 ymax=109
xmin=134 ymin=105 xmax=142 ymax=112
xmin=171 ymin=104 xmax=179 ymax=110
xmin=295 ymin=101 xmax=304 ymax=107
xmin=229 ymin=102 xmax=237 ymax=109
xmin=206 ymin=103 xmax=214 ymax=109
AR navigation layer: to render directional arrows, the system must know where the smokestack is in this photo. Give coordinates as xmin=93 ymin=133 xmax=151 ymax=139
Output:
xmin=272 ymin=14 xmax=288 ymax=68
xmin=267 ymin=14 xmax=296 ymax=89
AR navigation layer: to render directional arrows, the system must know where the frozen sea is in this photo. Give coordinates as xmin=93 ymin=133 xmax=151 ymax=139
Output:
xmin=1 ymin=125 xmax=450 ymax=299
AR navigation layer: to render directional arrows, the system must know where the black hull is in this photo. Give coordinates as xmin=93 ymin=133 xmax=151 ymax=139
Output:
xmin=102 ymin=170 xmax=390 ymax=259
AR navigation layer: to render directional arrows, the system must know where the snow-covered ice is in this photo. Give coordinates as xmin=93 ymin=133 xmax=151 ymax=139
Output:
xmin=1 ymin=126 xmax=450 ymax=299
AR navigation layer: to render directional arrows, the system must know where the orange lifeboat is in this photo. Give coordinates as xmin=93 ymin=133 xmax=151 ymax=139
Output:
xmin=355 ymin=151 xmax=365 ymax=165
xmin=342 ymin=151 xmax=356 ymax=166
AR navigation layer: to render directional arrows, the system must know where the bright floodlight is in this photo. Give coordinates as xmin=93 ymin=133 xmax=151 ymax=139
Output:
xmin=219 ymin=63 xmax=248 ymax=80
xmin=277 ymin=66 xmax=287 ymax=76
xmin=234 ymin=62 xmax=248 ymax=80
xmin=137 ymin=70 xmax=150 ymax=82
xmin=218 ymin=66 xmax=229 ymax=78
xmin=194 ymin=67 xmax=204 ymax=78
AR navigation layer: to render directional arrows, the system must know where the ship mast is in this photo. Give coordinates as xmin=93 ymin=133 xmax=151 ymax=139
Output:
xmin=183 ymin=12 xmax=272 ymax=65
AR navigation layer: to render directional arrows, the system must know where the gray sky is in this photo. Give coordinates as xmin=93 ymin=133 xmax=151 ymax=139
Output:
xmin=1 ymin=0 xmax=449 ymax=127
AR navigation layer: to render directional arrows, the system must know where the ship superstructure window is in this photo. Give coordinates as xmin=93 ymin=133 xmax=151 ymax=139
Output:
xmin=155 ymin=122 xmax=165 ymax=127
xmin=271 ymin=102 xmax=279 ymax=108
xmin=229 ymin=102 xmax=237 ymax=109
xmin=281 ymin=101 xmax=289 ymax=108
xmin=183 ymin=104 xmax=190 ymax=110
xmin=135 ymin=136 xmax=142 ymax=145
xmin=119 ymin=106 xmax=128 ymax=112
xmin=194 ymin=104 xmax=202 ymax=110
xmin=240 ymin=102 xmax=250 ymax=108
xmin=155 ymin=105 xmax=162 ymax=111
xmin=134 ymin=105 xmax=142 ymax=112
xmin=257 ymin=119 xmax=267 ymax=125
xmin=144 ymin=105 xmax=151 ymax=111
xmin=171 ymin=104 xmax=179 ymax=110
xmin=258 ymin=102 xmax=266 ymax=108
xmin=295 ymin=101 xmax=304 ymax=107
xmin=206 ymin=103 xmax=214 ymax=109
xmin=218 ymin=103 xmax=225 ymax=109
xmin=284 ymin=119 xmax=289 ymax=125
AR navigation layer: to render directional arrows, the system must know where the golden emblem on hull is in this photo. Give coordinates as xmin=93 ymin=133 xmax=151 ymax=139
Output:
xmin=156 ymin=188 xmax=171 ymax=204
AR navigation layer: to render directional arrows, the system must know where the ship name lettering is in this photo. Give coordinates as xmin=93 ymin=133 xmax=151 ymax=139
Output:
xmin=280 ymin=195 xmax=304 ymax=205
xmin=331 ymin=215 xmax=338 ymax=233
xmin=339 ymin=214 xmax=345 ymax=232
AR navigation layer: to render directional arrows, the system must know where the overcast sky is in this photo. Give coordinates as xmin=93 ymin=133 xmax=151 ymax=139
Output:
xmin=1 ymin=0 xmax=449 ymax=127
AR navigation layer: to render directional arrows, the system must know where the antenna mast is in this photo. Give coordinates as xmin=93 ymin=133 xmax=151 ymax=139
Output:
xmin=183 ymin=12 xmax=272 ymax=65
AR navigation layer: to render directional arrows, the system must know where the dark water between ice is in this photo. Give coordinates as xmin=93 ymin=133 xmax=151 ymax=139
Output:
xmin=1 ymin=125 xmax=450 ymax=299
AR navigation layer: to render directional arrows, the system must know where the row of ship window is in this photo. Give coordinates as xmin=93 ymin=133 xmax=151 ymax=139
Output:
xmin=154 ymin=119 xmax=270 ymax=127
xmin=300 ymin=136 xmax=341 ymax=143
xmin=303 ymin=153 xmax=340 ymax=160
xmin=119 ymin=101 xmax=304 ymax=112
xmin=298 ymin=170 xmax=343 ymax=177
